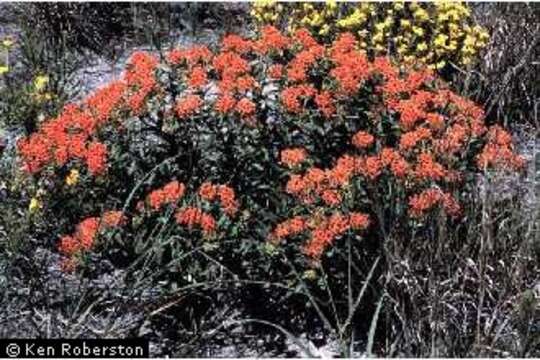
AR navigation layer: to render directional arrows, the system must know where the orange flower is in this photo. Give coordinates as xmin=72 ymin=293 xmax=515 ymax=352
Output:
xmin=294 ymin=28 xmax=318 ymax=49
xmin=200 ymin=213 xmax=217 ymax=234
xmin=85 ymin=81 xmax=126 ymax=123
xmin=256 ymin=26 xmax=290 ymax=54
xmin=414 ymin=153 xmax=446 ymax=181
xmin=101 ymin=211 xmax=125 ymax=227
xmin=235 ymin=98 xmax=256 ymax=118
xmin=329 ymin=33 xmax=370 ymax=94
xmin=328 ymin=155 xmax=355 ymax=186
xmin=349 ymin=212 xmax=370 ymax=230
xmin=217 ymin=185 xmax=239 ymax=216
xmin=175 ymin=206 xmax=216 ymax=235
xmin=58 ymin=235 xmax=81 ymax=256
xmin=270 ymin=216 xmax=307 ymax=243
xmin=476 ymin=126 xmax=525 ymax=170
xmin=364 ymin=156 xmax=382 ymax=180
xmin=302 ymin=212 xmax=351 ymax=258
xmin=409 ymin=188 xmax=461 ymax=218
xmin=352 ymin=131 xmax=375 ymax=149
xmin=167 ymin=46 xmax=212 ymax=66
xmin=399 ymin=127 xmax=432 ymax=151
xmin=315 ymin=91 xmax=335 ymax=118
xmin=175 ymin=95 xmax=203 ymax=119
xmin=75 ymin=217 xmax=100 ymax=250
xmin=58 ymin=209 xmax=127 ymax=261
xmin=321 ymin=189 xmax=342 ymax=206
xmin=175 ymin=206 xmax=202 ymax=228
xmin=222 ymin=34 xmax=253 ymax=54
xmin=86 ymin=142 xmax=107 ymax=175
xmin=188 ymin=66 xmax=208 ymax=89
xmin=280 ymin=148 xmax=308 ymax=168
xmin=147 ymin=181 xmax=186 ymax=210
xmin=281 ymin=84 xmax=316 ymax=113
xmin=268 ymin=64 xmax=284 ymax=79
xmin=199 ymin=182 xmax=218 ymax=201
xmin=409 ymin=188 xmax=442 ymax=217
xmin=124 ymin=52 xmax=158 ymax=113
xmin=198 ymin=182 xmax=239 ymax=216
xmin=215 ymin=93 xmax=237 ymax=114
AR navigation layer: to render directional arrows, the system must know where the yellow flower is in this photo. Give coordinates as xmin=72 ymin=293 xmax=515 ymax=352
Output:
xmin=34 ymin=75 xmax=49 ymax=91
xmin=325 ymin=0 xmax=337 ymax=11
xmin=416 ymin=42 xmax=428 ymax=52
xmin=303 ymin=269 xmax=318 ymax=280
xmin=372 ymin=32 xmax=384 ymax=44
xmin=397 ymin=45 xmax=408 ymax=54
xmin=412 ymin=26 xmax=424 ymax=37
xmin=393 ymin=1 xmax=404 ymax=11
xmin=0 ymin=66 xmax=8 ymax=75
xmin=447 ymin=40 xmax=458 ymax=51
xmin=2 ymin=39 xmax=13 ymax=48
xmin=374 ymin=44 xmax=386 ymax=53
xmin=29 ymin=197 xmax=42 ymax=213
xmin=319 ymin=24 xmax=330 ymax=36
xmin=375 ymin=22 xmax=386 ymax=32
xmin=413 ymin=8 xmax=429 ymax=22
xmin=383 ymin=16 xmax=393 ymax=28
xmin=65 ymin=169 xmax=80 ymax=186
xmin=434 ymin=33 xmax=448 ymax=47
xmin=479 ymin=30 xmax=489 ymax=42
xmin=400 ymin=19 xmax=411 ymax=28
xmin=435 ymin=60 xmax=446 ymax=69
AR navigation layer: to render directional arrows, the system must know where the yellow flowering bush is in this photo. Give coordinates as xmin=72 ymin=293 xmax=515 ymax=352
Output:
xmin=250 ymin=1 xmax=490 ymax=70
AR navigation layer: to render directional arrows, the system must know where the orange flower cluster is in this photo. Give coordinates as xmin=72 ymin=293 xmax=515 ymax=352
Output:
xmin=147 ymin=180 xmax=186 ymax=210
xmin=58 ymin=210 xmax=125 ymax=257
xmin=255 ymin=25 xmax=290 ymax=55
xmin=414 ymin=153 xmax=447 ymax=181
xmin=281 ymin=84 xmax=316 ymax=113
xmin=280 ymin=148 xmax=308 ymax=168
xmin=167 ymin=45 xmax=212 ymax=66
xmin=269 ymin=216 xmax=307 ymax=243
xmin=286 ymin=154 xmax=360 ymax=206
xmin=268 ymin=64 xmax=284 ymax=80
xmin=399 ymin=127 xmax=432 ymax=151
xmin=270 ymin=211 xmax=370 ymax=258
xmin=188 ymin=66 xmax=208 ymax=89
xmin=85 ymin=142 xmax=107 ymax=175
xmin=329 ymin=33 xmax=370 ymax=95
xmin=222 ymin=34 xmax=254 ymax=54
xmin=18 ymin=104 xmax=109 ymax=175
xmin=476 ymin=125 xmax=525 ymax=170
xmin=235 ymin=98 xmax=256 ymax=119
xmin=408 ymin=188 xmax=461 ymax=218
xmin=286 ymin=39 xmax=324 ymax=83
xmin=85 ymin=81 xmax=126 ymax=123
xmin=175 ymin=95 xmax=203 ymax=119
xmin=175 ymin=206 xmax=216 ymax=235
xmin=379 ymin=148 xmax=410 ymax=178
xmin=18 ymin=52 xmax=161 ymax=175
xmin=198 ymin=182 xmax=239 ymax=216
xmin=352 ymin=131 xmax=375 ymax=149
xmin=18 ymin=26 xmax=525 ymax=263
xmin=314 ymin=91 xmax=336 ymax=118
xmin=212 ymin=40 xmax=258 ymax=118
xmin=124 ymin=52 xmax=159 ymax=113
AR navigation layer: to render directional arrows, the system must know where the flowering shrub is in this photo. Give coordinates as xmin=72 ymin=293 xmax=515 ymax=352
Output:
xmin=251 ymin=1 xmax=490 ymax=70
xmin=16 ymin=26 xmax=522 ymax=283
